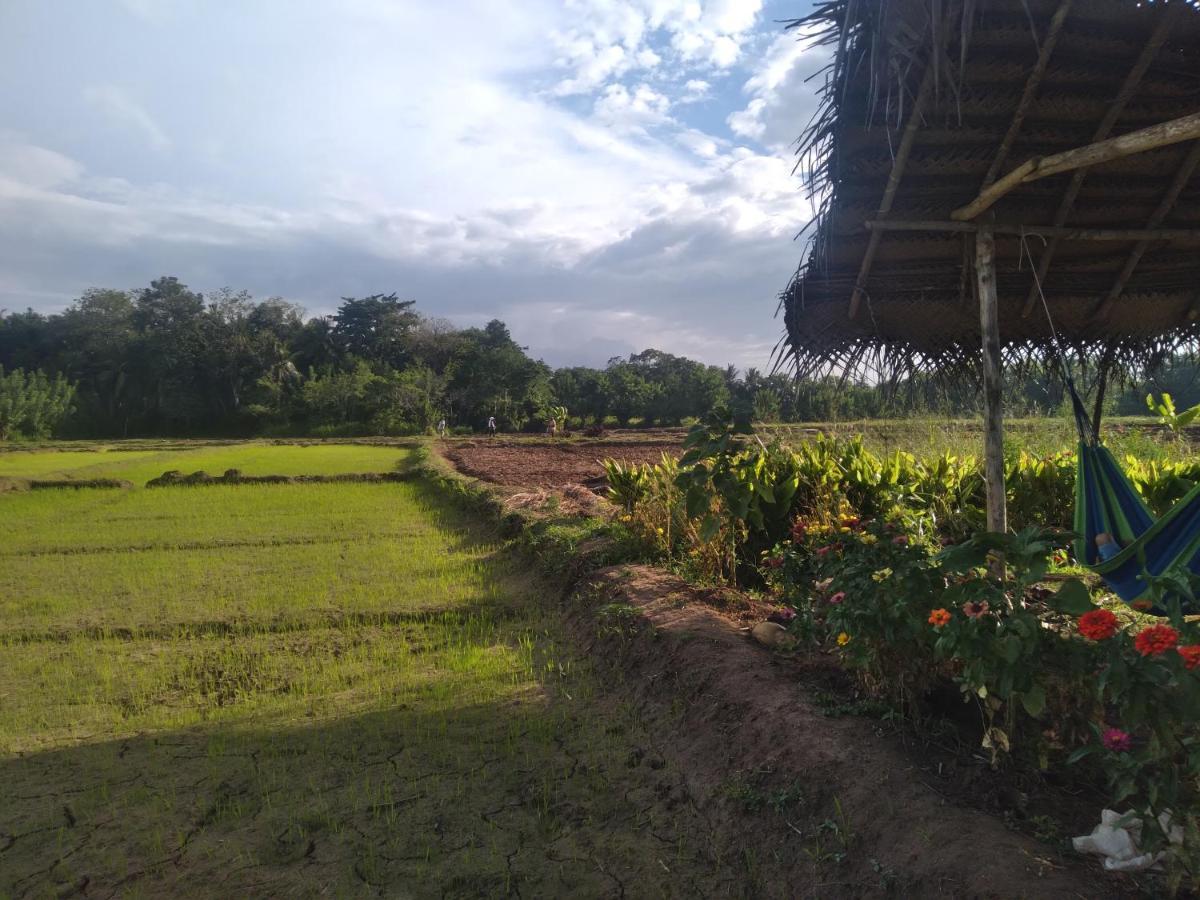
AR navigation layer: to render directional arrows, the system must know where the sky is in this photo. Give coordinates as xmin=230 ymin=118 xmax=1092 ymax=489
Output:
xmin=0 ymin=0 xmax=827 ymax=370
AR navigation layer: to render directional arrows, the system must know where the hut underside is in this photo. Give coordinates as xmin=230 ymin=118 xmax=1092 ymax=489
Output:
xmin=782 ymin=0 xmax=1200 ymax=385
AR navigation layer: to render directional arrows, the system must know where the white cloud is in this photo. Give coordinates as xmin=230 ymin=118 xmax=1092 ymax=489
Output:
xmin=726 ymin=27 xmax=825 ymax=149
xmin=550 ymin=0 xmax=765 ymax=96
xmin=83 ymin=84 xmax=171 ymax=150
xmin=593 ymin=82 xmax=672 ymax=131
xmin=728 ymin=97 xmax=767 ymax=139
xmin=0 ymin=0 xmax=823 ymax=370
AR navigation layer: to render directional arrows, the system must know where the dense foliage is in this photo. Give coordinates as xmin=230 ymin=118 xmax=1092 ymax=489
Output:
xmin=609 ymin=420 xmax=1200 ymax=888
xmin=0 ymin=367 xmax=75 ymax=440
xmin=0 ymin=277 xmax=742 ymax=438
xmin=7 ymin=275 xmax=1193 ymax=440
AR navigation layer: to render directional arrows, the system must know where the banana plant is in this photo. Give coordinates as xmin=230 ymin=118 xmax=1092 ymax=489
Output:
xmin=1146 ymin=391 xmax=1200 ymax=436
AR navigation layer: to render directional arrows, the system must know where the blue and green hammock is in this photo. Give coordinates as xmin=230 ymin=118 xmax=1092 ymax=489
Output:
xmin=1021 ymin=233 xmax=1198 ymax=614
xmin=1068 ymin=381 xmax=1200 ymax=612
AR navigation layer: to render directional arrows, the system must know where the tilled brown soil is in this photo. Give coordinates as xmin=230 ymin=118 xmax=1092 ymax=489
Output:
xmin=441 ymin=438 xmax=683 ymax=488
xmin=570 ymin=565 xmax=1125 ymax=899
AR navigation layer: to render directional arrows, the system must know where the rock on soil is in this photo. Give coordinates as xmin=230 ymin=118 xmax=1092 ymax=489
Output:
xmin=570 ymin=564 xmax=1120 ymax=899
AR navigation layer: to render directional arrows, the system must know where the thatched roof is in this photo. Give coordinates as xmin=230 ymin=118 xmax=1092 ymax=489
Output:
xmin=780 ymin=0 xmax=1200 ymax=381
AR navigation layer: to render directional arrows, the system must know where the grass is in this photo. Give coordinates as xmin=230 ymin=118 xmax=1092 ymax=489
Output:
xmin=0 ymin=443 xmax=728 ymax=898
xmin=764 ymin=416 xmax=1187 ymax=462
xmin=0 ymin=442 xmax=410 ymax=484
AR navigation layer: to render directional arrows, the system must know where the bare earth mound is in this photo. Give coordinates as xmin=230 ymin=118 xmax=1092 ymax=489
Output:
xmin=571 ymin=565 xmax=1118 ymax=899
xmin=442 ymin=438 xmax=681 ymax=488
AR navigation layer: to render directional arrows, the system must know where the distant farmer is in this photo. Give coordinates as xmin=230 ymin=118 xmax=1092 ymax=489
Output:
xmin=546 ymin=417 xmax=557 ymax=437
xmin=487 ymin=416 xmax=497 ymax=436
xmin=437 ymin=418 xmax=446 ymax=436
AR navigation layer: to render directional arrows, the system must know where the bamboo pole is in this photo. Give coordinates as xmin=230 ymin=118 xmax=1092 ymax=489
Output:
xmin=847 ymin=61 xmax=937 ymax=320
xmin=1095 ymin=140 xmax=1200 ymax=320
xmin=1015 ymin=8 xmax=1182 ymax=318
xmin=952 ymin=111 xmax=1200 ymax=222
xmin=976 ymin=227 xmax=1007 ymax=535
xmin=979 ymin=0 xmax=1073 ymax=188
xmin=864 ymin=219 xmax=1200 ymax=241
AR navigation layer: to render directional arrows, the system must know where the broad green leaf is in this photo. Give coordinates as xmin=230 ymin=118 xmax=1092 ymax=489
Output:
xmin=1049 ymin=579 xmax=1096 ymax=615
xmin=1067 ymin=745 xmax=1100 ymax=764
xmin=1020 ymin=684 xmax=1046 ymax=718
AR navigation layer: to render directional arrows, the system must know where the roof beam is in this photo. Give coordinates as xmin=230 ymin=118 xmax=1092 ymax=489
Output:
xmin=979 ymin=0 xmax=1073 ymax=189
xmin=865 ymin=219 xmax=1200 ymax=242
xmin=1014 ymin=6 xmax=1181 ymax=318
xmin=847 ymin=60 xmax=937 ymax=320
xmin=951 ymin=111 xmax=1200 ymax=222
xmin=1094 ymin=140 xmax=1200 ymax=321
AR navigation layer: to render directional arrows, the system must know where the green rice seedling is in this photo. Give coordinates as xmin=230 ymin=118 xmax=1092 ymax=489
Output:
xmin=0 ymin=440 xmax=734 ymax=897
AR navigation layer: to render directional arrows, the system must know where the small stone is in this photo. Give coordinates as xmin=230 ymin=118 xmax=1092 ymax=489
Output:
xmin=751 ymin=621 xmax=792 ymax=649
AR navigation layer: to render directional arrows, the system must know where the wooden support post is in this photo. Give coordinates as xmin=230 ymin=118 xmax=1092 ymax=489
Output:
xmin=976 ymin=227 xmax=1007 ymax=535
xmin=1092 ymin=346 xmax=1115 ymax=438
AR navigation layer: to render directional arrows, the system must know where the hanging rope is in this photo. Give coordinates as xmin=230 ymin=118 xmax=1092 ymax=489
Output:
xmin=1018 ymin=231 xmax=1098 ymax=444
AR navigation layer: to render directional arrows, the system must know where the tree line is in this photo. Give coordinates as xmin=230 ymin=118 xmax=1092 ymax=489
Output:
xmin=0 ymin=277 xmax=757 ymax=439
xmin=0 ymin=276 xmax=1183 ymax=440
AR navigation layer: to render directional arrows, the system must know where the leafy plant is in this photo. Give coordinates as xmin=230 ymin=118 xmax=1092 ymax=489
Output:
xmin=1147 ymin=391 xmax=1200 ymax=437
xmin=602 ymin=458 xmax=651 ymax=513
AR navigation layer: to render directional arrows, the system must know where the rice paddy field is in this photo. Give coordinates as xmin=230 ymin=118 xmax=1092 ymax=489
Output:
xmin=0 ymin=443 xmax=727 ymax=898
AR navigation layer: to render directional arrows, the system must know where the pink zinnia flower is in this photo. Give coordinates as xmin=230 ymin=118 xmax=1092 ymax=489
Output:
xmin=828 ymin=591 xmax=845 ymax=605
xmin=1101 ymin=728 xmax=1133 ymax=753
xmin=963 ymin=600 xmax=989 ymax=619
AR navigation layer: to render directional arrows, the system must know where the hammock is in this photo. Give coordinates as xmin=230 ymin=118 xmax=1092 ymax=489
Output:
xmin=1023 ymin=235 xmax=1200 ymax=611
xmin=1068 ymin=384 xmax=1200 ymax=611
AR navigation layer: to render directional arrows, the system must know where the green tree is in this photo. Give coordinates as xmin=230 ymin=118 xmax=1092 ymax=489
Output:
xmin=0 ymin=368 xmax=75 ymax=440
xmin=332 ymin=294 xmax=419 ymax=368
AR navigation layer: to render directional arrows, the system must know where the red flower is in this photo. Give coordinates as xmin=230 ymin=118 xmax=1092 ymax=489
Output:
xmin=892 ymin=535 xmax=908 ymax=546
xmin=1101 ymin=727 xmax=1133 ymax=753
xmin=828 ymin=591 xmax=845 ymax=605
xmin=1078 ymin=609 xmax=1119 ymax=641
xmin=1178 ymin=645 xmax=1200 ymax=670
xmin=1134 ymin=624 xmax=1180 ymax=657
xmin=840 ymin=516 xmax=860 ymax=529
xmin=928 ymin=608 xmax=951 ymax=628
xmin=764 ymin=555 xmax=784 ymax=569
xmin=815 ymin=545 xmax=833 ymax=557
xmin=790 ymin=521 xmax=807 ymax=542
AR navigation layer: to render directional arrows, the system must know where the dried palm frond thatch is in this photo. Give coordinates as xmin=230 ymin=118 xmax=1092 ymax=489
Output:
xmin=778 ymin=0 xmax=1200 ymax=382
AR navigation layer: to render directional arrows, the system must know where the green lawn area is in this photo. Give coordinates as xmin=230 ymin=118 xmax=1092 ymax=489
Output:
xmin=0 ymin=444 xmax=726 ymax=898
xmin=0 ymin=442 xmax=409 ymax=484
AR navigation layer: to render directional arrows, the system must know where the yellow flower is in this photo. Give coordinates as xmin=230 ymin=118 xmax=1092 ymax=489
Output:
xmin=871 ymin=567 xmax=893 ymax=583
xmin=861 ymin=533 xmax=878 ymax=545
xmin=656 ymin=527 xmax=665 ymax=536
xmin=836 ymin=632 xmax=851 ymax=646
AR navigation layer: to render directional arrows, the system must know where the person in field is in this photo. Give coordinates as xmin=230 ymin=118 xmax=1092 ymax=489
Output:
xmin=546 ymin=417 xmax=557 ymax=437
xmin=437 ymin=418 xmax=446 ymax=436
xmin=487 ymin=415 xmax=496 ymax=436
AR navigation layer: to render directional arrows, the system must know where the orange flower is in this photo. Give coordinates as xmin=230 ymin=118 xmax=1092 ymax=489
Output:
xmin=1134 ymin=624 xmax=1179 ymax=657
xmin=1078 ymin=609 xmax=1119 ymax=641
xmin=928 ymin=608 xmax=951 ymax=628
xmin=1178 ymin=645 xmax=1200 ymax=670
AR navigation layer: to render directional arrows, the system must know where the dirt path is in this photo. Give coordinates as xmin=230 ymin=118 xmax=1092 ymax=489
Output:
xmin=571 ymin=565 xmax=1122 ymax=899
xmin=441 ymin=438 xmax=682 ymax=488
